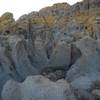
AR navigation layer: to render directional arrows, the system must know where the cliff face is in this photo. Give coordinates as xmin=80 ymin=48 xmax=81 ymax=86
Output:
xmin=0 ymin=0 xmax=100 ymax=100
xmin=0 ymin=12 xmax=15 ymax=34
xmin=0 ymin=0 xmax=100 ymax=38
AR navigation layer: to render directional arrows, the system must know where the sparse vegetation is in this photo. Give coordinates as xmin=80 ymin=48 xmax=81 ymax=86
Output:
xmin=93 ymin=80 xmax=100 ymax=89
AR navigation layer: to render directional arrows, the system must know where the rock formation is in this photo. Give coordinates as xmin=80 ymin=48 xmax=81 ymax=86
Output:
xmin=66 ymin=36 xmax=100 ymax=90
xmin=2 ymin=75 xmax=76 ymax=100
xmin=0 ymin=0 xmax=100 ymax=99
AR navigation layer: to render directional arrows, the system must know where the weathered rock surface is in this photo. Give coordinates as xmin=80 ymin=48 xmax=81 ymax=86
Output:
xmin=48 ymin=41 xmax=71 ymax=69
xmin=8 ymin=35 xmax=39 ymax=79
xmin=66 ymin=36 xmax=100 ymax=91
xmin=0 ymin=46 xmax=12 ymax=96
xmin=39 ymin=3 xmax=70 ymax=16
xmin=2 ymin=75 xmax=76 ymax=100
xmin=0 ymin=34 xmax=71 ymax=98
xmin=0 ymin=12 xmax=15 ymax=34
xmin=0 ymin=0 xmax=99 ymax=99
xmin=92 ymin=89 xmax=100 ymax=99
xmin=74 ymin=89 xmax=95 ymax=100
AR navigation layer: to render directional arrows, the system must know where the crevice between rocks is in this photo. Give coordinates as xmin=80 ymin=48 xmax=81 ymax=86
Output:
xmin=41 ymin=67 xmax=66 ymax=82
xmin=40 ymin=43 xmax=82 ymax=82
xmin=68 ymin=44 xmax=82 ymax=69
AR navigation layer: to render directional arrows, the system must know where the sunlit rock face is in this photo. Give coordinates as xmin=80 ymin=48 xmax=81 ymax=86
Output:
xmin=0 ymin=0 xmax=100 ymax=99
xmin=0 ymin=12 xmax=15 ymax=34
xmin=39 ymin=3 xmax=70 ymax=16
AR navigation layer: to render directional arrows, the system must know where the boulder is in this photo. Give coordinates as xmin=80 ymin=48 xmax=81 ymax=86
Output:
xmin=2 ymin=75 xmax=76 ymax=100
xmin=92 ymin=89 xmax=100 ymax=99
xmin=66 ymin=36 xmax=100 ymax=90
xmin=0 ymin=46 xmax=12 ymax=96
xmin=0 ymin=36 xmax=22 ymax=95
xmin=8 ymin=35 xmax=38 ymax=80
xmin=49 ymin=41 xmax=71 ymax=70
xmin=74 ymin=89 xmax=95 ymax=100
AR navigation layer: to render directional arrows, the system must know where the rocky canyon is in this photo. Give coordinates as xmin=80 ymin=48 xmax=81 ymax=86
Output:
xmin=0 ymin=0 xmax=100 ymax=100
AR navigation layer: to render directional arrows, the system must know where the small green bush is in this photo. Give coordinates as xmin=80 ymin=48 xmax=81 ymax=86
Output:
xmin=94 ymin=80 xmax=100 ymax=89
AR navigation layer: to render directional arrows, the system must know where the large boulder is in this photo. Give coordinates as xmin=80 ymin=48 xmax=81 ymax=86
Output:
xmin=49 ymin=41 xmax=71 ymax=70
xmin=66 ymin=36 xmax=100 ymax=90
xmin=74 ymin=89 xmax=95 ymax=100
xmin=92 ymin=89 xmax=100 ymax=99
xmin=8 ymin=35 xmax=38 ymax=80
xmin=2 ymin=75 xmax=76 ymax=100
xmin=0 ymin=46 xmax=12 ymax=96
xmin=0 ymin=36 xmax=20 ymax=96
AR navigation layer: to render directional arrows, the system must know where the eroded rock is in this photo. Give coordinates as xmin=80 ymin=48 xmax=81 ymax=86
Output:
xmin=66 ymin=36 xmax=100 ymax=91
xmin=2 ymin=75 xmax=76 ymax=100
xmin=49 ymin=41 xmax=71 ymax=69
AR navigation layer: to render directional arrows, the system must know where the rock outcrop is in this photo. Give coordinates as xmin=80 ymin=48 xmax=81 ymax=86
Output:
xmin=2 ymin=75 xmax=76 ymax=100
xmin=92 ymin=89 xmax=100 ymax=99
xmin=66 ymin=36 xmax=100 ymax=90
xmin=0 ymin=0 xmax=100 ymax=99
xmin=0 ymin=12 xmax=15 ymax=34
